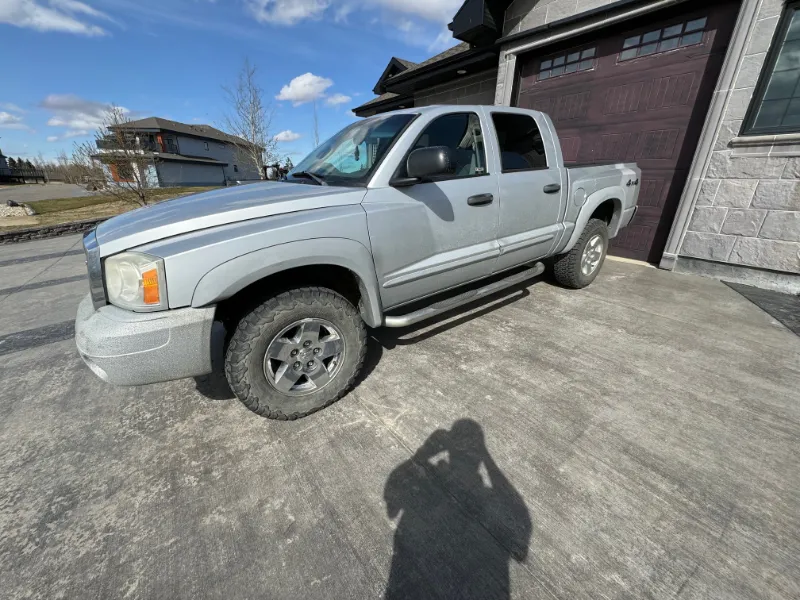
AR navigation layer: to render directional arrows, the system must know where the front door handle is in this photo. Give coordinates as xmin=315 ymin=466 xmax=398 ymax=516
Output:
xmin=543 ymin=183 xmax=561 ymax=194
xmin=468 ymin=193 xmax=494 ymax=206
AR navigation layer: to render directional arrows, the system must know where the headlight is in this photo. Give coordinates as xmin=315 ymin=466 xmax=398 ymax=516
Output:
xmin=104 ymin=252 xmax=168 ymax=311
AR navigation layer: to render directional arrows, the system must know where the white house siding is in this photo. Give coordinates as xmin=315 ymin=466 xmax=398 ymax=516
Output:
xmin=497 ymin=0 xmax=799 ymax=289
xmin=414 ymin=70 xmax=498 ymax=106
xmin=175 ymin=135 xmax=261 ymax=182
xmin=156 ymin=162 xmax=225 ymax=187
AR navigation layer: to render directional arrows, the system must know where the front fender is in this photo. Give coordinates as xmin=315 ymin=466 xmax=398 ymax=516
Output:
xmin=191 ymin=238 xmax=383 ymax=328
xmin=562 ymin=187 xmax=624 ymax=253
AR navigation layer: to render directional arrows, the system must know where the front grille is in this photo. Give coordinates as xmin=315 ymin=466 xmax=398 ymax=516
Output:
xmin=83 ymin=230 xmax=106 ymax=309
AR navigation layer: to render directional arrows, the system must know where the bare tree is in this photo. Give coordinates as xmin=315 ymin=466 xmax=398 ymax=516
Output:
xmin=222 ymin=59 xmax=276 ymax=179
xmin=72 ymin=106 xmax=153 ymax=206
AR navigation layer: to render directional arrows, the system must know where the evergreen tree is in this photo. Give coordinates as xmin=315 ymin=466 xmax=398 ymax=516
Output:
xmin=7 ymin=157 xmax=17 ymax=169
xmin=24 ymin=160 xmax=35 ymax=169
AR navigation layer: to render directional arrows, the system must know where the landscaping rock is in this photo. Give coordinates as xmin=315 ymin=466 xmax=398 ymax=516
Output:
xmin=0 ymin=217 xmax=106 ymax=245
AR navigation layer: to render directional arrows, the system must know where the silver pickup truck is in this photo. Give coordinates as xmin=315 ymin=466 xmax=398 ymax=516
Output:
xmin=76 ymin=105 xmax=639 ymax=419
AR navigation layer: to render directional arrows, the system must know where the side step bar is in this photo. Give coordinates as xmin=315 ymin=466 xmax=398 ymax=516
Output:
xmin=383 ymin=262 xmax=545 ymax=328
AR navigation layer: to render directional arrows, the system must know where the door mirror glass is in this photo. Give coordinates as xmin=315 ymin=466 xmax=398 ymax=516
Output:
xmin=406 ymin=146 xmax=454 ymax=180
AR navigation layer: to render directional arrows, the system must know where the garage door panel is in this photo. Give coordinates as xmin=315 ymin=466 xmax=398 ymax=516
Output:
xmin=515 ymin=0 xmax=739 ymax=261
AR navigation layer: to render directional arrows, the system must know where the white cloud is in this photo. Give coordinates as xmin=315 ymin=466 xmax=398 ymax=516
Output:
xmin=276 ymin=73 xmax=333 ymax=106
xmin=0 ymin=103 xmax=25 ymax=113
xmin=325 ymin=93 xmax=351 ymax=106
xmin=274 ymin=130 xmax=302 ymax=142
xmin=246 ymin=0 xmax=329 ymax=25
xmin=40 ymin=94 xmax=128 ymax=132
xmin=0 ymin=111 xmax=30 ymax=130
xmin=245 ymin=0 xmax=460 ymax=26
xmin=46 ymin=136 xmax=59 ymax=142
xmin=0 ymin=0 xmax=111 ymax=36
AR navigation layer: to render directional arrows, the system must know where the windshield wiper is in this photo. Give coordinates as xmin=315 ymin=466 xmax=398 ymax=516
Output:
xmin=290 ymin=171 xmax=328 ymax=186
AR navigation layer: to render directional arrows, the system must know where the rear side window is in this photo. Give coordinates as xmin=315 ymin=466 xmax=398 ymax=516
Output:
xmin=491 ymin=113 xmax=547 ymax=171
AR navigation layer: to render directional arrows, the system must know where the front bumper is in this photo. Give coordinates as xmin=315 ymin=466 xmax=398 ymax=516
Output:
xmin=75 ymin=295 xmax=216 ymax=386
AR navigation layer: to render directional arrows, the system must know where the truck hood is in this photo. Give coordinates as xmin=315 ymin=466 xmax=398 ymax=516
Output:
xmin=95 ymin=182 xmax=367 ymax=256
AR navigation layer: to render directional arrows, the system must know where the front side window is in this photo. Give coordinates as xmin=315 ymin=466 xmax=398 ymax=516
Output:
xmin=491 ymin=113 xmax=547 ymax=171
xmin=400 ymin=113 xmax=486 ymax=179
xmin=744 ymin=3 xmax=800 ymax=134
xmin=290 ymin=113 xmax=416 ymax=186
xmin=619 ymin=17 xmax=706 ymax=61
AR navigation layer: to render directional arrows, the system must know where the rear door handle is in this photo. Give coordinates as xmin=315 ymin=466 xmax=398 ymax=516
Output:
xmin=543 ymin=184 xmax=561 ymax=194
xmin=467 ymin=193 xmax=494 ymax=206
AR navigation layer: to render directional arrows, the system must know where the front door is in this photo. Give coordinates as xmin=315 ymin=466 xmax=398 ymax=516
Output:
xmin=364 ymin=111 xmax=500 ymax=310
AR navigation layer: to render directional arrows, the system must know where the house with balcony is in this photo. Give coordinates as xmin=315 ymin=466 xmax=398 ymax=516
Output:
xmin=93 ymin=117 xmax=262 ymax=188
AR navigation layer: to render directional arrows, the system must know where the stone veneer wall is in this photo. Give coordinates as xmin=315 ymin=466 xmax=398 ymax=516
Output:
xmin=504 ymin=0 xmax=620 ymax=35
xmin=677 ymin=0 xmax=800 ymax=279
xmin=414 ymin=70 xmax=498 ymax=107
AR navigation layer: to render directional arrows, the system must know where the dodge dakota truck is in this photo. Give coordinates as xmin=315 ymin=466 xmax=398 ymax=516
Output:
xmin=76 ymin=105 xmax=640 ymax=419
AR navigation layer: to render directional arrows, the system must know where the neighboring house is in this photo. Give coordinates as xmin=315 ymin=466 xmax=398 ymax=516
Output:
xmin=93 ymin=117 xmax=262 ymax=188
xmin=354 ymin=0 xmax=800 ymax=292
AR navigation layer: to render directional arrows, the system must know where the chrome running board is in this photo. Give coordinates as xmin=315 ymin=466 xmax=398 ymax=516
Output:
xmin=383 ymin=262 xmax=545 ymax=328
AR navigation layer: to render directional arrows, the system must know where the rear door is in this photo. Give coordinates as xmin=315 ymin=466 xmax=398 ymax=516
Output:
xmin=364 ymin=111 xmax=500 ymax=309
xmin=488 ymin=110 xmax=566 ymax=273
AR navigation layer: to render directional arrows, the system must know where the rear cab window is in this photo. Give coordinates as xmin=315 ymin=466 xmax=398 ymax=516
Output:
xmin=491 ymin=113 xmax=548 ymax=172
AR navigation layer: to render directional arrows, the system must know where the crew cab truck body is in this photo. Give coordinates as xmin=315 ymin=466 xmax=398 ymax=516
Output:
xmin=76 ymin=105 xmax=640 ymax=419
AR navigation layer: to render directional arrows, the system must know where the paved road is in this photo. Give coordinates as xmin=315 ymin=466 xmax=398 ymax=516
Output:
xmin=0 ymin=183 xmax=90 ymax=203
xmin=1 ymin=236 xmax=798 ymax=599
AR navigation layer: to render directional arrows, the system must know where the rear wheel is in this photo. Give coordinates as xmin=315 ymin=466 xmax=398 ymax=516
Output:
xmin=224 ymin=287 xmax=366 ymax=420
xmin=552 ymin=218 xmax=609 ymax=289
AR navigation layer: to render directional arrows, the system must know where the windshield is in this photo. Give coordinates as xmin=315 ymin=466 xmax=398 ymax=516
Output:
xmin=288 ymin=113 xmax=416 ymax=186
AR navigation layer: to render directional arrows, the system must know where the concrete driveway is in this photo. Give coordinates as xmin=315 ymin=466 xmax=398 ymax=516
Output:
xmin=1 ymin=235 xmax=798 ymax=600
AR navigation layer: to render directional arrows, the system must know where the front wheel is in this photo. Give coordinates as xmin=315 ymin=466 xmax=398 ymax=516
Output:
xmin=552 ymin=218 xmax=609 ymax=289
xmin=224 ymin=287 xmax=366 ymax=420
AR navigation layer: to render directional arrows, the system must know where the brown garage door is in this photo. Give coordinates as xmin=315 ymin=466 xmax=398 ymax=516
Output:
xmin=516 ymin=1 xmax=739 ymax=262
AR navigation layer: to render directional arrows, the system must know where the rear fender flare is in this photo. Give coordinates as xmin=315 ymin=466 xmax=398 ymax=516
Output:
xmin=562 ymin=188 xmax=624 ymax=253
xmin=191 ymin=238 xmax=383 ymax=328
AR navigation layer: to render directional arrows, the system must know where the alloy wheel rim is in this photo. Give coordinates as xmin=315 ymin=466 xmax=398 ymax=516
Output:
xmin=581 ymin=234 xmax=604 ymax=276
xmin=263 ymin=318 xmax=345 ymax=397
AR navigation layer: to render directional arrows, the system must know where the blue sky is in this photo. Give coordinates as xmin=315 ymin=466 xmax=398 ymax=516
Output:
xmin=0 ymin=0 xmax=461 ymax=163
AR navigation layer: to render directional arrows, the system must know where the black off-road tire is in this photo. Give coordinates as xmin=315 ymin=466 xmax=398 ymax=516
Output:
xmin=552 ymin=218 xmax=609 ymax=289
xmin=224 ymin=287 xmax=367 ymax=420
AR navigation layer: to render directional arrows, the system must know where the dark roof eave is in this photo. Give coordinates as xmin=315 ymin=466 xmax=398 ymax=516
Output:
xmin=383 ymin=47 xmax=499 ymax=94
xmin=352 ymin=94 xmax=413 ymax=116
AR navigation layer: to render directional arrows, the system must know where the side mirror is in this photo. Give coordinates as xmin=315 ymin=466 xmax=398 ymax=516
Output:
xmin=407 ymin=146 xmax=453 ymax=180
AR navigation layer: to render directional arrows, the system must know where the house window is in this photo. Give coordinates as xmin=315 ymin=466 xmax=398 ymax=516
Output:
xmin=743 ymin=2 xmax=800 ymax=135
xmin=491 ymin=113 xmax=547 ymax=171
xmin=539 ymin=48 xmax=595 ymax=80
xmin=619 ymin=18 xmax=706 ymax=61
xmin=204 ymin=142 xmax=209 ymax=151
xmin=234 ymin=165 xmax=239 ymax=173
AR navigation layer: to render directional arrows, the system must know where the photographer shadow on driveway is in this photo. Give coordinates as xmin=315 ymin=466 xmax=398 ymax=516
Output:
xmin=383 ymin=419 xmax=532 ymax=600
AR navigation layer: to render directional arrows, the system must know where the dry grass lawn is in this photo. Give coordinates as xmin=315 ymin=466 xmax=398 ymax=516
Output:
xmin=0 ymin=187 xmax=221 ymax=231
